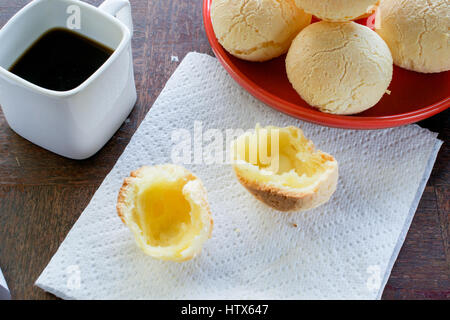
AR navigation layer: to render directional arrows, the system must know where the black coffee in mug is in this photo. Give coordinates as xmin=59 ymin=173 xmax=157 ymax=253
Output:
xmin=9 ymin=28 xmax=113 ymax=91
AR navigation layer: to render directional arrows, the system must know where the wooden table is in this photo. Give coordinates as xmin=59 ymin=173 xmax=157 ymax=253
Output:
xmin=0 ymin=0 xmax=448 ymax=300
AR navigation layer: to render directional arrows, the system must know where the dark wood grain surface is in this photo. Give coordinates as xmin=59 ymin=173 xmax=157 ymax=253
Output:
xmin=0 ymin=0 xmax=448 ymax=300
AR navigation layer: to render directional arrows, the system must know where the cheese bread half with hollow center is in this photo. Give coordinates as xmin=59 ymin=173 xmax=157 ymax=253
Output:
xmin=117 ymin=164 xmax=213 ymax=262
xmin=232 ymin=125 xmax=338 ymax=212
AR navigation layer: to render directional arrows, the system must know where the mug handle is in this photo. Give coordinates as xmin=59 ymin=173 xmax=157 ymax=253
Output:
xmin=99 ymin=0 xmax=133 ymax=34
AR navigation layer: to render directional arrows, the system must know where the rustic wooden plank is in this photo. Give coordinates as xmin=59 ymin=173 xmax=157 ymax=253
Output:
xmin=0 ymin=185 xmax=98 ymax=300
xmin=381 ymin=187 xmax=450 ymax=300
xmin=435 ymin=186 xmax=450 ymax=271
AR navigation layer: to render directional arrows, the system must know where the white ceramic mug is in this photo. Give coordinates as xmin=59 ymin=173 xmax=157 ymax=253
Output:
xmin=0 ymin=0 xmax=137 ymax=159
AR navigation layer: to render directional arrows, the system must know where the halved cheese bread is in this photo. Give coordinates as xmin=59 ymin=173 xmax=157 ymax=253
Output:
xmin=117 ymin=164 xmax=213 ymax=262
xmin=232 ymin=125 xmax=338 ymax=212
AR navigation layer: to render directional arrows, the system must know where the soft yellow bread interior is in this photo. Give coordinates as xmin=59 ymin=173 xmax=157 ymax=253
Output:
xmin=135 ymin=178 xmax=200 ymax=248
xmin=233 ymin=125 xmax=335 ymax=190
xmin=117 ymin=165 xmax=213 ymax=262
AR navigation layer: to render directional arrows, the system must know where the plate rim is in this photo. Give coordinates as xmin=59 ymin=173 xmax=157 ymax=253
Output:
xmin=202 ymin=0 xmax=449 ymax=130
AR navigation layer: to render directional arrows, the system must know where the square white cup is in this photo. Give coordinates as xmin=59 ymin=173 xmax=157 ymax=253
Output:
xmin=0 ymin=0 xmax=137 ymax=159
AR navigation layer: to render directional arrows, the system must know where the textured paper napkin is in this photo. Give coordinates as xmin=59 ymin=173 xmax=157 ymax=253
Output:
xmin=36 ymin=52 xmax=442 ymax=300
xmin=0 ymin=267 xmax=10 ymax=300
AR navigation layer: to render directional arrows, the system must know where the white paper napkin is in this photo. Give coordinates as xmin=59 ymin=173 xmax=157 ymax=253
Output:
xmin=36 ymin=52 xmax=442 ymax=300
xmin=0 ymin=267 xmax=10 ymax=300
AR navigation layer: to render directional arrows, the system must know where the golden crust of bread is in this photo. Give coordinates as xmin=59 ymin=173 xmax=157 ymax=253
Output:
xmin=232 ymin=125 xmax=339 ymax=212
xmin=294 ymin=0 xmax=379 ymax=22
xmin=375 ymin=0 xmax=450 ymax=73
xmin=211 ymin=0 xmax=311 ymax=62
xmin=286 ymin=21 xmax=393 ymax=115
xmin=117 ymin=164 xmax=213 ymax=262
xmin=235 ymin=159 xmax=338 ymax=212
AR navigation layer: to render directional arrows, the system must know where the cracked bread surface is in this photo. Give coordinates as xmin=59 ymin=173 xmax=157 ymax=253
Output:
xmin=286 ymin=21 xmax=393 ymax=115
xmin=355 ymin=1 xmax=380 ymax=19
xmin=376 ymin=0 xmax=450 ymax=73
xmin=211 ymin=0 xmax=312 ymax=61
xmin=294 ymin=0 xmax=379 ymax=21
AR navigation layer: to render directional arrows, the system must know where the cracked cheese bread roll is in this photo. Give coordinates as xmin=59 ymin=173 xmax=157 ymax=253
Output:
xmin=232 ymin=125 xmax=338 ymax=212
xmin=294 ymin=0 xmax=379 ymax=21
xmin=286 ymin=21 xmax=393 ymax=115
xmin=211 ymin=0 xmax=312 ymax=62
xmin=117 ymin=165 xmax=213 ymax=262
xmin=376 ymin=0 xmax=450 ymax=73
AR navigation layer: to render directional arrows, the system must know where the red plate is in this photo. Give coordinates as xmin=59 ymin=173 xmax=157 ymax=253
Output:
xmin=203 ymin=0 xmax=449 ymax=129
